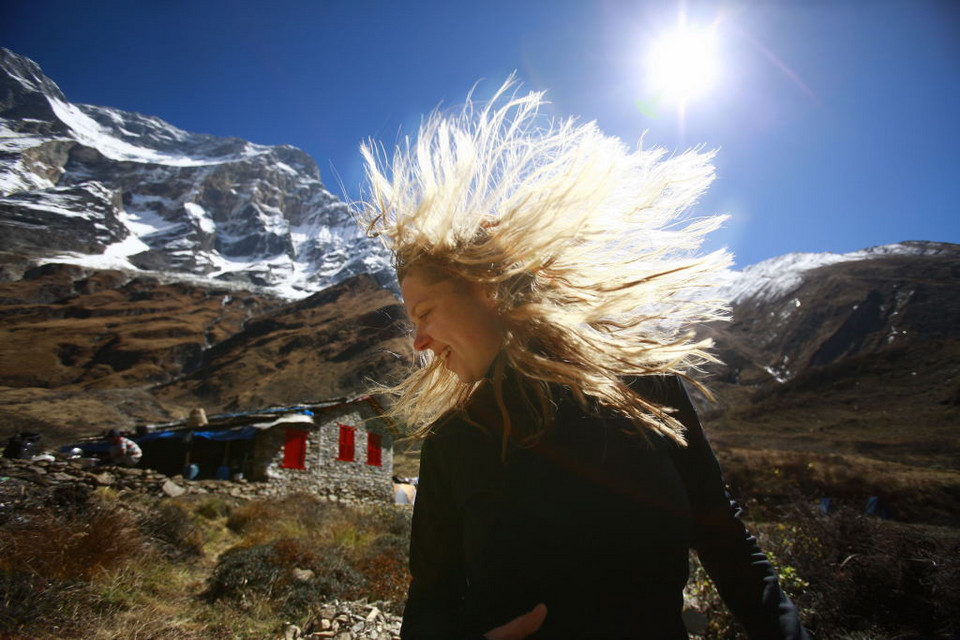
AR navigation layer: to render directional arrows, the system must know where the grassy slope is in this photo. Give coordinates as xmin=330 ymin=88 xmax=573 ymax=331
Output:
xmin=1 ymin=486 xmax=410 ymax=640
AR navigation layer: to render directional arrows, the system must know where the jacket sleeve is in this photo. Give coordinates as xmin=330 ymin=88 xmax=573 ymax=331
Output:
xmin=401 ymin=432 xmax=481 ymax=640
xmin=666 ymin=377 xmax=810 ymax=640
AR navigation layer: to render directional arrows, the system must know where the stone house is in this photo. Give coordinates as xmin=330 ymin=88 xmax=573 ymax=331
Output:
xmin=67 ymin=395 xmax=396 ymax=503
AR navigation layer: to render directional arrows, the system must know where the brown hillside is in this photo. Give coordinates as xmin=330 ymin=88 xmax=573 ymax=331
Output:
xmin=696 ymin=249 xmax=960 ymax=470
xmin=0 ymin=262 xmax=410 ymax=449
xmin=155 ymin=274 xmax=412 ymax=412
xmin=0 ymin=263 xmax=284 ymax=389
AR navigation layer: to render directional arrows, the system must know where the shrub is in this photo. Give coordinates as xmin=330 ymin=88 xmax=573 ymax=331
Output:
xmin=0 ymin=572 xmax=114 ymax=637
xmin=225 ymin=499 xmax=280 ymax=535
xmin=204 ymin=538 xmax=364 ymax=619
xmin=139 ymin=501 xmax=205 ymax=558
xmin=226 ymin=493 xmax=331 ymax=540
xmin=208 ymin=500 xmax=414 ymax=618
xmin=686 ymin=500 xmax=960 ymax=639
xmin=0 ymin=500 xmax=142 ymax=584
xmin=776 ymin=507 xmax=960 ymax=638
xmin=194 ymin=496 xmax=234 ymax=520
xmin=0 ymin=490 xmax=146 ymax=638
xmin=364 ymin=503 xmax=414 ymax=538
xmin=353 ymin=544 xmax=410 ymax=611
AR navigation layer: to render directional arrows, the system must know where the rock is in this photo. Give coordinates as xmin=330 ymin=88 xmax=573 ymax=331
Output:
xmin=682 ymin=606 xmax=709 ymax=635
xmin=291 ymin=567 xmax=315 ymax=582
xmin=284 ymin=624 xmax=302 ymax=640
xmin=93 ymin=472 xmax=115 ymax=486
xmin=365 ymin=607 xmax=380 ymax=622
xmin=161 ymin=479 xmax=186 ymax=497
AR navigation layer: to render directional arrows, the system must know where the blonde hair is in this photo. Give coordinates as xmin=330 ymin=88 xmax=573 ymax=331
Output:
xmin=356 ymin=79 xmax=730 ymax=446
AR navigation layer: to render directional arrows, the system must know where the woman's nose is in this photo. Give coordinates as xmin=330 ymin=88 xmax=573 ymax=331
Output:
xmin=413 ymin=328 xmax=431 ymax=351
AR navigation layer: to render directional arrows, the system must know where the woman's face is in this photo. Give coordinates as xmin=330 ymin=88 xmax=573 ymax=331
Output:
xmin=400 ymin=270 xmax=504 ymax=383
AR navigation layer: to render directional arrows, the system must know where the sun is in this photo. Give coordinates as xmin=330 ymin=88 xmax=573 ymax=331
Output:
xmin=645 ymin=21 xmax=721 ymax=107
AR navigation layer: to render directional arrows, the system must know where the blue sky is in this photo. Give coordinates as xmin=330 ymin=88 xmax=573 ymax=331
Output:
xmin=3 ymin=0 xmax=958 ymax=268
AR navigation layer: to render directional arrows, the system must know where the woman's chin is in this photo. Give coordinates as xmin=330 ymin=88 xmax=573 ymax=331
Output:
xmin=447 ymin=357 xmax=476 ymax=383
xmin=446 ymin=360 xmax=466 ymax=382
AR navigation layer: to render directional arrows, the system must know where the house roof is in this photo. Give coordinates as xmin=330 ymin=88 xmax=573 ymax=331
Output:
xmin=61 ymin=394 xmax=395 ymax=452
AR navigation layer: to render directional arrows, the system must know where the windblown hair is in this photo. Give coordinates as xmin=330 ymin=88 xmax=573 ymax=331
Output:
xmin=355 ymin=79 xmax=731 ymax=446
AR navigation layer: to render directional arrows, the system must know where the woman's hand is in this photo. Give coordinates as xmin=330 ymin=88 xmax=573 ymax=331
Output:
xmin=483 ymin=603 xmax=548 ymax=640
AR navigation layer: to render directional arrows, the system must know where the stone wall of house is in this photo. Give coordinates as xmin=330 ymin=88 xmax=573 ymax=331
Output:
xmin=255 ymin=407 xmax=394 ymax=504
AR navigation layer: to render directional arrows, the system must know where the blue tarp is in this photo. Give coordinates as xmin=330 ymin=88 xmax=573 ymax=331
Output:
xmin=191 ymin=427 xmax=260 ymax=441
xmin=134 ymin=426 xmax=261 ymax=443
xmin=60 ymin=426 xmax=261 ymax=453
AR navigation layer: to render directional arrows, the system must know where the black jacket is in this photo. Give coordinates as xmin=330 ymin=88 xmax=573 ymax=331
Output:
xmin=401 ymin=375 xmax=809 ymax=639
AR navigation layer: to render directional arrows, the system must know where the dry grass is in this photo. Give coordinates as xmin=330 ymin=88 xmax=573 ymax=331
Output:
xmin=3 ymin=452 xmax=957 ymax=639
xmin=0 ymin=485 xmax=411 ymax=639
xmin=717 ymin=447 xmax=960 ymax=526
xmin=0 ymin=492 xmax=140 ymax=584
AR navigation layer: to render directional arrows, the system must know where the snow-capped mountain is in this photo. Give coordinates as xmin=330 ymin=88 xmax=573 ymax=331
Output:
xmin=719 ymin=241 xmax=955 ymax=305
xmin=0 ymin=48 xmax=393 ymax=298
xmin=704 ymin=240 xmax=959 ymax=388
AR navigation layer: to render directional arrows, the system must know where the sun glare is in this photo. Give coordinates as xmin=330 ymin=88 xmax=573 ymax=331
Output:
xmin=646 ymin=22 xmax=721 ymax=106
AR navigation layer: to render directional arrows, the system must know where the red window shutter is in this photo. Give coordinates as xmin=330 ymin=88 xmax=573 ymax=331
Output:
xmin=337 ymin=424 xmax=355 ymax=462
xmin=282 ymin=428 xmax=308 ymax=470
xmin=366 ymin=432 xmax=382 ymax=467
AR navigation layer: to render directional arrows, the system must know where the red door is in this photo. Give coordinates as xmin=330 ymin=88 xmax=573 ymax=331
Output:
xmin=282 ymin=428 xmax=308 ymax=469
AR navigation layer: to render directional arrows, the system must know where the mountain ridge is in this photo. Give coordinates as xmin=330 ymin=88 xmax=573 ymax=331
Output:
xmin=1 ymin=48 xmax=394 ymax=299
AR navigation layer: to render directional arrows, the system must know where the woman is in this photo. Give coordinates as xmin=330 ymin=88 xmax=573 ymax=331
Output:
xmin=356 ymin=81 xmax=809 ymax=639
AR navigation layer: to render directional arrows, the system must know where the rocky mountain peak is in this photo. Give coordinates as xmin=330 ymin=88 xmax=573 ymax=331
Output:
xmin=0 ymin=48 xmax=394 ymax=298
xmin=0 ymin=47 xmax=69 ymax=124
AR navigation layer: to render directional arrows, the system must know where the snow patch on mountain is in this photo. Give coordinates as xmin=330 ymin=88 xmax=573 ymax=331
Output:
xmin=721 ymin=242 xmax=943 ymax=304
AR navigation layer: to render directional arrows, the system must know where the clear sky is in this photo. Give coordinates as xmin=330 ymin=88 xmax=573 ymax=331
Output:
xmin=3 ymin=0 xmax=958 ymax=268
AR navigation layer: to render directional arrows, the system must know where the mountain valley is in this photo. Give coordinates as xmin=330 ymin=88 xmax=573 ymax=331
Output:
xmin=1 ymin=47 xmax=957 ymax=491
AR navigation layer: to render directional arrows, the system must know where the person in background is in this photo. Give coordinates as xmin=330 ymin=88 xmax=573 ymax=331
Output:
xmin=107 ymin=429 xmax=142 ymax=467
xmin=355 ymin=80 xmax=809 ymax=639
